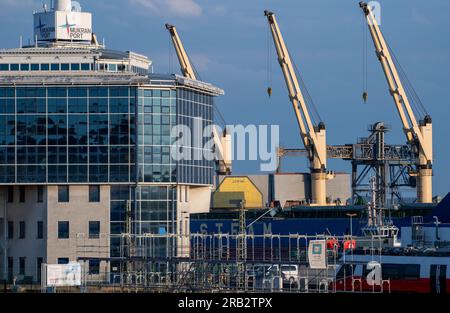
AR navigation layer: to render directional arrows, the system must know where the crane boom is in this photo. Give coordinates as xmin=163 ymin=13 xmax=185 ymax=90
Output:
xmin=165 ymin=23 xmax=232 ymax=176
xmin=265 ymin=10 xmax=329 ymax=206
xmin=165 ymin=24 xmax=197 ymax=80
xmin=360 ymin=2 xmax=433 ymax=203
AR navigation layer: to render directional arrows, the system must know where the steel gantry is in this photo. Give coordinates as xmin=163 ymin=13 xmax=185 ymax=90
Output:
xmin=277 ymin=123 xmax=415 ymax=206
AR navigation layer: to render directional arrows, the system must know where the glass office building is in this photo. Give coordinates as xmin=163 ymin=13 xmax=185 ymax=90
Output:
xmin=0 ymin=0 xmax=223 ymax=281
xmin=0 ymin=77 xmax=220 ymax=253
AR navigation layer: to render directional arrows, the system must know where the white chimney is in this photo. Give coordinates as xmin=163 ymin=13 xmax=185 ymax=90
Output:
xmin=54 ymin=0 xmax=72 ymax=12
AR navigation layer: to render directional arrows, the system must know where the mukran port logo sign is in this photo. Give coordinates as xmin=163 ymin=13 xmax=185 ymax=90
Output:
xmin=34 ymin=10 xmax=92 ymax=41
xmin=57 ymin=12 xmax=92 ymax=40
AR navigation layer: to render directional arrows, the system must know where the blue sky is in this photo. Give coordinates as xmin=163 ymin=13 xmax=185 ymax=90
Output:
xmin=1 ymin=0 xmax=449 ymax=196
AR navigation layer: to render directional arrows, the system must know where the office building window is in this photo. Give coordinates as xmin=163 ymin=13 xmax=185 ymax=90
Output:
xmin=57 ymin=258 xmax=69 ymax=264
xmin=58 ymin=186 xmax=69 ymax=202
xmin=37 ymin=186 xmax=44 ymax=203
xmin=89 ymin=185 xmax=100 ymax=202
xmin=71 ymin=63 xmax=80 ymax=71
xmin=89 ymin=221 xmax=100 ymax=239
xmin=19 ymin=221 xmax=26 ymax=239
xmin=19 ymin=257 xmax=25 ymax=275
xmin=89 ymin=259 xmax=100 ymax=275
xmin=37 ymin=257 xmax=43 ymax=282
xmin=19 ymin=186 xmax=25 ymax=203
xmin=7 ymin=257 xmax=13 ymax=282
xmin=7 ymin=221 xmax=13 ymax=239
xmin=7 ymin=186 xmax=13 ymax=203
xmin=37 ymin=221 xmax=44 ymax=239
xmin=58 ymin=221 xmax=69 ymax=239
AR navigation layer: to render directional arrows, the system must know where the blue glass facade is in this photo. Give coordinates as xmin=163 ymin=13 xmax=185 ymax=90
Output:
xmin=0 ymin=84 xmax=214 ymax=185
xmin=0 ymin=78 xmax=215 ymax=260
xmin=177 ymin=88 xmax=214 ymax=185
xmin=0 ymin=86 xmax=136 ymax=183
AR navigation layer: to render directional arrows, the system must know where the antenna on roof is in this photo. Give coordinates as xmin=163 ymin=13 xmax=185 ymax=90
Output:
xmin=19 ymin=36 xmax=23 ymax=48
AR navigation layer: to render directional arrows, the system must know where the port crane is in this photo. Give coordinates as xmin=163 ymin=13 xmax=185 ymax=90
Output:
xmin=165 ymin=24 xmax=232 ymax=175
xmin=360 ymin=2 xmax=433 ymax=203
xmin=265 ymin=11 xmax=329 ymax=206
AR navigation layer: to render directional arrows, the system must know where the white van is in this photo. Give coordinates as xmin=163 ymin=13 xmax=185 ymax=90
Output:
xmin=266 ymin=264 xmax=299 ymax=285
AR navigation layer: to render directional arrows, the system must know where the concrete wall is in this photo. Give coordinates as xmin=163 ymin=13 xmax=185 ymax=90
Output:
xmin=326 ymin=173 xmax=351 ymax=204
xmin=0 ymin=186 xmax=47 ymax=282
xmin=177 ymin=184 xmax=212 ymax=257
xmin=272 ymin=173 xmax=311 ymax=207
xmin=0 ymin=185 xmax=112 ymax=282
xmin=189 ymin=186 xmax=212 ymax=214
xmin=46 ymin=185 xmax=110 ymax=280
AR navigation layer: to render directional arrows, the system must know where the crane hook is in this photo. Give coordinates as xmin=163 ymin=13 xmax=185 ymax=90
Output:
xmin=362 ymin=91 xmax=368 ymax=103
xmin=267 ymin=87 xmax=272 ymax=98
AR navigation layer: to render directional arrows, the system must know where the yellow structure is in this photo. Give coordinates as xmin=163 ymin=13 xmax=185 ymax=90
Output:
xmin=213 ymin=177 xmax=263 ymax=209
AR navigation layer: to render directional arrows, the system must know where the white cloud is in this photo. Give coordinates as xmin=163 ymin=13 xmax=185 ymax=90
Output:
xmin=190 ymin=53 xmax=212 ymax=71
xmin=130 ymin=0 xmax=202 ymax=17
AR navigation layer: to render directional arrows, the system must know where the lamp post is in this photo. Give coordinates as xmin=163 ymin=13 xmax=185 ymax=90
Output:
xmin=346 ymin=212 xmax=358 ymax=281
xmin=346 ymin=213 xmax=358 ymax=238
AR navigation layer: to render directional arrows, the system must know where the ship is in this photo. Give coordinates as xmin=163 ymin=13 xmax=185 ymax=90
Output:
xmin=190 ymin=192 xmax=450 ymax=237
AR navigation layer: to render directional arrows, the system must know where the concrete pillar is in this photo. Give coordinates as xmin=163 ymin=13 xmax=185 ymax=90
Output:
xmin=417 ymin=168 xmax=433 ymax=204
xmin=311 ymin=171 xmax=327 ymax=206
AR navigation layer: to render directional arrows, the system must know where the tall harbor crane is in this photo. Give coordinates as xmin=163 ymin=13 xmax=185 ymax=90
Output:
xmin=264 ymin=11 xmax=329 ymax=206
xmin=165 ymin=24 xmax=232 ymax=175
xmin=360 ymin=2 xmax=433 ymax=203
xmin=165 ymin=24 xmax=197 ymax=80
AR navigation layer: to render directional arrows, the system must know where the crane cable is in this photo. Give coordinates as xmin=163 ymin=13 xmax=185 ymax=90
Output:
xmin=387 ymin=42 xmax=428 ymax=118
xmin=362 ymin=11 xmax=368 ymax=103
xmin=289 ymin=49 xmax=323 ymax=126
xmin=267 ymin=23 xmax=273 ymax=98
xmin=189 ymin=55 xmax=203 ymax=82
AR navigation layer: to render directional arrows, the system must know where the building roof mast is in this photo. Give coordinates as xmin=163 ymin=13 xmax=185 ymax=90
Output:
xmin=360 ymin=2 xmax=433 ymax=203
